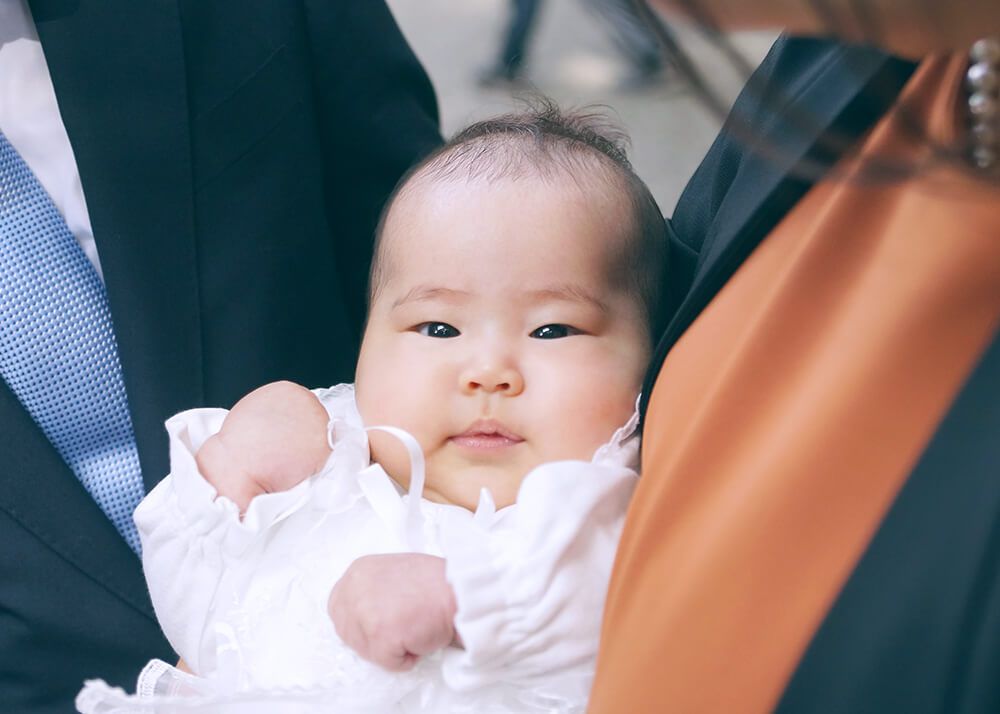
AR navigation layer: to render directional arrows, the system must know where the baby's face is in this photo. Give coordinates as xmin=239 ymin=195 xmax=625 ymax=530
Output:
xmin=355 ymin=174 xmax=650 ymax=510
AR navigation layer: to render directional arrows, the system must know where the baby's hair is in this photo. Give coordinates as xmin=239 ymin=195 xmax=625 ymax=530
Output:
xmin=369 ymin=99 xmax=670 ymax=338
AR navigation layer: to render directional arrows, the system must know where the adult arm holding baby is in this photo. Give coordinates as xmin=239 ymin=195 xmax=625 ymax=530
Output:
xmin=656 ymin=0 xmax=998 ymax=57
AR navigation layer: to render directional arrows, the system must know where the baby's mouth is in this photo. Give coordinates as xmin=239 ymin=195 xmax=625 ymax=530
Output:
xmin=449 ymin=419 xmax=525 ymax=450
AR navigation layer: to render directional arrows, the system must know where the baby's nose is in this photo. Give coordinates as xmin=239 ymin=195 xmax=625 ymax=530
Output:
xmin=459 ymin=362 xmax=524 ymax=396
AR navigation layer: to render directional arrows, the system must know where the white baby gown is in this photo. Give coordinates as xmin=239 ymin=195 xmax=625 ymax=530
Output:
xmin=76 ymin=384 xmax=639 ymax=714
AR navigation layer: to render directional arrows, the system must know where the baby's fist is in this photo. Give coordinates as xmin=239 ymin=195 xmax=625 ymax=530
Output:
xmin=197 ymin=381 xmax=331 ymax=512
xmin=329 ymin=554 xmax=459 ymax=671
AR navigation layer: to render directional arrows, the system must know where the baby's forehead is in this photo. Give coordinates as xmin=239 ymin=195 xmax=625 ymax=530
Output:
xmin=370 ymin=149 xmax=639 ymax=309
xmin=387 ymin=166 xmax=629 ymax=233
xmin=377 ymin=200 xmax=641 ymax=323
xmin=382 ymin=173 xmax=630 ymax=265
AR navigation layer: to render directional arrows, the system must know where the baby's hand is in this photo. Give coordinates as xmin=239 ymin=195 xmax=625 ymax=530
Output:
xmin=196 ymin=381 xmax=331 ymax=512
xmin=328 ymin=554 xmax=459 ymax=671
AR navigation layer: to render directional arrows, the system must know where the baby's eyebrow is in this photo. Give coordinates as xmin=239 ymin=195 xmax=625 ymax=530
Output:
xmin=391 ymin=286 xmax=471 ymax=309
xmin=527 ymin=285 xmax=610 ymax=312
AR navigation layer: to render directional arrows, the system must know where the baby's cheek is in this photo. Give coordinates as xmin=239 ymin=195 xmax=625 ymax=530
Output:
xmin=354 ymin=355 xmax=393 ymax=424
xmin=365 ymin=430 xmax=411 ymax=486
xmin=564 ymin=385 xmax=637 ymax=453
xmin=354 ymin=372 xmax=430 ymax=489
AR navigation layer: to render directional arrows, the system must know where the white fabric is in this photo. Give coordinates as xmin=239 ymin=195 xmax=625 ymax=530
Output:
xmin=77 ymin=384 xmax=639 ymax=713
xmin=0 ymin=0 xmax=101 ymax=279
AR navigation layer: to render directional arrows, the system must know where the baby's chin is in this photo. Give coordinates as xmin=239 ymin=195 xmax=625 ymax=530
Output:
xmin=419 ymin=461 xmax=532 ymax=512
xmin=379 ymin=440 xmax=611 ymax=511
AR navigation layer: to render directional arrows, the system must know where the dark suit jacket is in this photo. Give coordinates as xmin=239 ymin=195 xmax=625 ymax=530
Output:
xmin=645 ymin=36 xmax=1000 ymax=712
xmin=0 ymin=1 xmax=440 ymax=711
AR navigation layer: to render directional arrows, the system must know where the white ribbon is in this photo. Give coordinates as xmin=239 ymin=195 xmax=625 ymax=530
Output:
xmin=328 ymin=420 xmax=428 ymax=551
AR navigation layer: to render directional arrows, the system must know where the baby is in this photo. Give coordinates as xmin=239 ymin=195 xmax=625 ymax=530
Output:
xmin=77 ymin=105 xmax=668 ymax=713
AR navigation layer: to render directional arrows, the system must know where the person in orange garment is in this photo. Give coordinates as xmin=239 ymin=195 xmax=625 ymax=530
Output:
xmin=589 ymin=1 xmax=1000 ymax=713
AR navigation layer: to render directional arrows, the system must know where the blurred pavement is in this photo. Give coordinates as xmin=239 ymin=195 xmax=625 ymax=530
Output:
xmin=387 ymin=0 xmax=777 ymax=213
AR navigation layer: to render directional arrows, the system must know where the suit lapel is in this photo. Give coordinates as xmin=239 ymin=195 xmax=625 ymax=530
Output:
xmin=687 ymin=44 xmax=898 ymax=280
xmin=641 ymin=42 xmax=915 ymax=417
xmin=30 ymin=0 xmax=203 ymax=490
xmin=0 ymin=382 xmax=155 ymax=618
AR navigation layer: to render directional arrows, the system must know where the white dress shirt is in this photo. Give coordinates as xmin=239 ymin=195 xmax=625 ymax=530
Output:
xmin=0 ymin=0 xmax=102 ymax=279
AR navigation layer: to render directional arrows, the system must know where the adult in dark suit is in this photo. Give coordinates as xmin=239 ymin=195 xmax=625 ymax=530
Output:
xmin=591 ymin=1 xmax=1000 ymax=711
xmin=0 ymin=1 xmax=440 ymax=711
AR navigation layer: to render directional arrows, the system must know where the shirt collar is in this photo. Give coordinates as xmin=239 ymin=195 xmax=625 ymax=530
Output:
xmin=0 ymin=1 xmax=39 ymax=49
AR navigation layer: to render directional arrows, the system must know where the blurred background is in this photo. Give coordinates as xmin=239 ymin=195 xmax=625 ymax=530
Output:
xmin=387 ymin=0 xmax=777 ymax=213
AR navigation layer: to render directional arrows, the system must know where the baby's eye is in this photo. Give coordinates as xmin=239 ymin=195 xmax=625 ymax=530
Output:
xmin=530 ymin=324 xmax=579 ymax=339
xmin=417 ymin=322 xmax=460 ymax=338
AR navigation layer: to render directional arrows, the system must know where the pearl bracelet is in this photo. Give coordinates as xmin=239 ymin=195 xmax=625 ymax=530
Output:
xmin=967 ymin=37 xmax=1000 ymax=172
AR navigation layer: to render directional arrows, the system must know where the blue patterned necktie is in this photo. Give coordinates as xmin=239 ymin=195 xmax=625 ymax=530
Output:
xmin=0 ymin=131 xmax=144 ymax=553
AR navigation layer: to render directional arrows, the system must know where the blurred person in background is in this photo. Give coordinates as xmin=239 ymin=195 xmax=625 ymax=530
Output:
xmin=480 ymin=0 xmax=678 ymax=88
xmin=0 ymin=1 xmax=439 ymax=711
xmin=589 ymin=0 xmax=1000 ymax=712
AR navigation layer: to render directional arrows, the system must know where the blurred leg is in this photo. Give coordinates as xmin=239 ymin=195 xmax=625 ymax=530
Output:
xmin=499 ymin=0 xmax=545 ymax=76
xmin=582 ymin=0 xmax=674 ymax=76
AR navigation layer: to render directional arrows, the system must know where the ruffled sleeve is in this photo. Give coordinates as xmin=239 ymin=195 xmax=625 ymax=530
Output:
xmin=439 ymin=459 xmax=638 ymax=691
xmin=134 ymin=383 xmax=368 ymax=675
